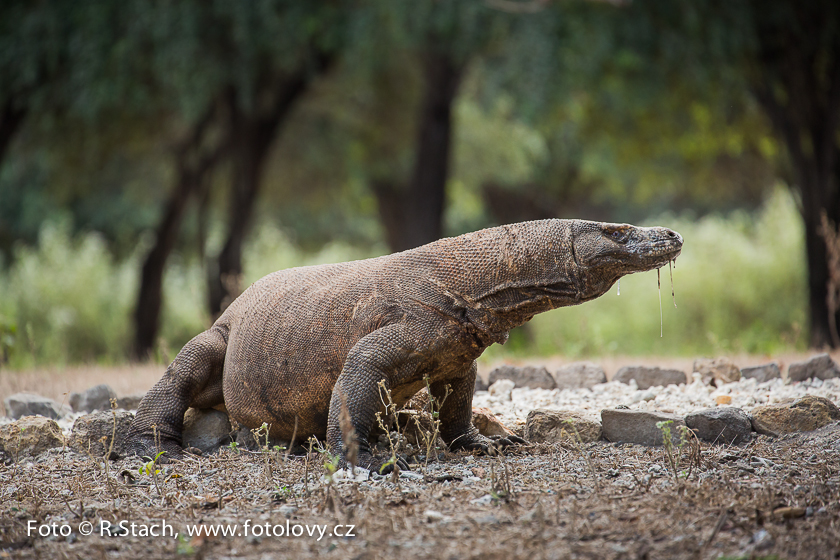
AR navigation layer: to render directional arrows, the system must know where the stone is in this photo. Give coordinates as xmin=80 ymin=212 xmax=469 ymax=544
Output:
xmin=694 ymin=358 xmax=741 ymax=387
xmin=524 ymin=409 xmax=602 ymax=443
xmin=425 ymin=510 xmax=445 ymax=522
xmin=474 ymin=375 xmax=488 ymax=393
xmin=552 ymin=362 xmax=607 ymax=390
xmin=685 ymin=407 xmax=752 ymax=445
xmin=69 ymin=384 xmax=117 ymax=413
xmin=3 ymin=392 xmax=71 ymax=420
xmin=600 ymin=409 xmax=686 ymax=446
xmin=488 ymin=379 xmax=515 ymax=399
xmin=750 ymin=395 xmax=840 ymax=436
xmin=182 ymin=408 xmax=233 ymax=453
xmin=787 ymin=353 xmax=840 ymax=382
xmin=715 ymin=395 xmax=732 ymax=405
xmin=0 ymin=416 xmax=65 ymax=457
xmin=68 ymin=411 xmax=134 ymax=459
xmin=472 ymin=407 xmax=517 ymax=438
xmin=740 ymin=363 xmax=781 ymax=383
xmin=773 ymin=507 xmax=806 ymax=519
xmin=115 ymin=393 xmax=146 ymax=410
xmin=488 ymin=365 xmax=556 ymax=390
xmin=613 ymin=366 xmax=687 ymax=390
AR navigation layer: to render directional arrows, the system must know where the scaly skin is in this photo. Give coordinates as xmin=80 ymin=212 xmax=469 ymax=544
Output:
xmin=126 ymin=219 xmax=683 ymax=470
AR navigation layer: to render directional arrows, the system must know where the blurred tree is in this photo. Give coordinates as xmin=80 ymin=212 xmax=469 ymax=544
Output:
xmin=134 ymin=100 xmax=229 ymax=358
xmin=469 ymin=0 xmax=779 ymax=227
xmin=355 ymin=1 xmax=511 ymax=251
xmin=131 ymin=1 xmax=345 ymax=355
xmin=744 ymin=0 xmax=840 ymax=348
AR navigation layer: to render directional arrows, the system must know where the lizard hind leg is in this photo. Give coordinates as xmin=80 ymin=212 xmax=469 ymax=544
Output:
xmin=125 ymin=326 xmax=227 ymax=460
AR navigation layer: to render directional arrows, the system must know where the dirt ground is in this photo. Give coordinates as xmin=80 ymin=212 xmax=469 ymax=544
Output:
xmin=1 ymin=356 xmax=839 ymax=559
xmin=0 ymin=422 xmax=838 ymax=559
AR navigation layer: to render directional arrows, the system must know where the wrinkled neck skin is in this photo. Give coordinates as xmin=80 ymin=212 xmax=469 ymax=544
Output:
xmin=423 ymin=219 xmax=683 ymax=345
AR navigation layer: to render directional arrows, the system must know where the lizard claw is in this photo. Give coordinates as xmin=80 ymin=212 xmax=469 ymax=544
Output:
xmin=488 ymin=434 xmax=528 ymax=446
xmin=355 ymin=452 xmax=411 ymax=474
xmin=450 ymin=432 xmax=528 ymax=456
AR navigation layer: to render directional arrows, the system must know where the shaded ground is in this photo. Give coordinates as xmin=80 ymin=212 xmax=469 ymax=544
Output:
xmin=2 ymin=422 xmax=839 ymax=560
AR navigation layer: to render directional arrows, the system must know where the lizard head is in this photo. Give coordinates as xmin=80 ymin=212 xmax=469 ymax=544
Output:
xmin=572 ymin=221 xmax=683 ymax=299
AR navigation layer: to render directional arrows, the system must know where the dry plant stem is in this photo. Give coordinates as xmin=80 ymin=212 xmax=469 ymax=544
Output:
xmin=304 ymin=438 xmax=315 ymax=497
xmin=338 ymin=392 xmax=358 ymax=472
xmin=562 ymin=420 xmax=599 ymax=494
xmin=285 ymin=415 xmax=298 ymax=462
xmin=421 ymin=376 xmax=451 ymax=470
xmin=150 ymin=425 xmax=164 ymax=498
xmin=375 ymin=380 xmax=401 ymax=482
xmin=103 ymin=398 xmax=118 ymax=499
xmin=251 ymin=422 xmax=273 ymax=486
xmin=819 ymin=212 xmax=840 ymax=348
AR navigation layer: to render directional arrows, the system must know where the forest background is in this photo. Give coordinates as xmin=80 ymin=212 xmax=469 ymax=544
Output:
xmin=1 ymin=0 xmax=838 ymax=371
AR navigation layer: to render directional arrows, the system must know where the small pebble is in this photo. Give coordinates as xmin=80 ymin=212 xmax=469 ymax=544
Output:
xmin=773 ymin=506 xmax=806 ymax=519
xmin=424 ymin=510 xmax=445 ymax=522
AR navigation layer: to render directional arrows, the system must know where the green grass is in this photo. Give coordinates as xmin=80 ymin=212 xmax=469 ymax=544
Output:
xmin=482 ymin=188 xmax=807 ymax=361
xmin=0 ymin=189 xmax=807 ymax=368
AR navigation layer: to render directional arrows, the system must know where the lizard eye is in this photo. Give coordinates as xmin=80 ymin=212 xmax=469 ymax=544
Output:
xmin=609 ymin=229 xmax=628 ymax=243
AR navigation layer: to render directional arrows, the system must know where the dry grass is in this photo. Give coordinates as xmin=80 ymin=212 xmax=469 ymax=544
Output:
xmin=2 ymin=358 xmax=840 ymax=558
xmin=1 ymin=426 xmax=838 ymax=559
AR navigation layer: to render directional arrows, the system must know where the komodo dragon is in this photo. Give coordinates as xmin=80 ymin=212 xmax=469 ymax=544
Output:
xmin=126 ymin=219 xmax=683 ymax=471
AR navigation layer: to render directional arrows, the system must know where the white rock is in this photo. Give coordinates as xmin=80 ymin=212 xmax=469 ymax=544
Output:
xmin=323 ymin=467 xmax=370 ymax=483
xmin=470 ymin=494 xmax=494 ymax=506
xmin=488 ymin=379 xmax=515 ymax=400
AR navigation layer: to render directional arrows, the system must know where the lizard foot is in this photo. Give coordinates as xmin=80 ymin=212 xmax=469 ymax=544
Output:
xmin=350 ymin=452 xmax=410 ymax=475
xmin=449 ymin=433 xmax=527 ymax=456
xmin=124 ymin=436 xmax=185 ymax=464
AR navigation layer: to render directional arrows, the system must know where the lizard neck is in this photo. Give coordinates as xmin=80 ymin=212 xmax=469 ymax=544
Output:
xmin=415 ymin=219 xmax=585 ymax=343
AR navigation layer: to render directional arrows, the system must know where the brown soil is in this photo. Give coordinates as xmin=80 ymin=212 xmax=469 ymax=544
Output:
xmin=1 ymin=424 xmax=839 ymax=559
xmin=1 ymin=358 xmax=839 ymax=559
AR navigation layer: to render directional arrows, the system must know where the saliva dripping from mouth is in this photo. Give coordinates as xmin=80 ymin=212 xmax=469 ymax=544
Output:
xmin=670 ymin=259 xmax=676 ymax=307
xmin=658 ymin=268 xmax=662 ymax=337
xmin=656 ymin=258 xmax=678 ymax=338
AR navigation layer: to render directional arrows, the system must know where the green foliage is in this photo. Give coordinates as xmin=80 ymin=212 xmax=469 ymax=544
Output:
xmin=481 ymin=188 xmax=807 ymax=362
xmin=0 ymin=219 xmax=205 ymax=368
xmin=0 ymin=189 xmax=809 ymax=368
xmin=0 ymin=219 xmax=135 ymax=367
xmin=0 ymin=218 xmax=382 ymax=368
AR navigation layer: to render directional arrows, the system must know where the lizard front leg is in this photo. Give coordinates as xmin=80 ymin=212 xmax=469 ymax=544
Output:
xmin=326 ymin=324 xmax=421 ymax=473
xmin=431 ymin=361 xmax=526 ymax=454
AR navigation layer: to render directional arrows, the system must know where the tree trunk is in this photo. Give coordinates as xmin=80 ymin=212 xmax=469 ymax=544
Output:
xmin=371 ymin=180 xmax=411 ymax=252
xmin=372 ymin=52 xmax=464 ymax=253
xmin=207 ymin=75 xmax=309 ymax=318
xmin=132 ymin=107 xmax=225 ymax=360
xmin=0 ymin=99 xmax=26 ymax=167
xmin=749 ymin=0 xmax=840 ymax=348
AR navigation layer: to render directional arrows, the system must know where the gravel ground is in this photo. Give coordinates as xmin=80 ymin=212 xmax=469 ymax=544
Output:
xmin=1 ymin=425 xmax=839 ymax=560
xmin=2 ymin=360 xmax=840 ymax=559
xmin=475 ymin=376 xmax=840 ymax=431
